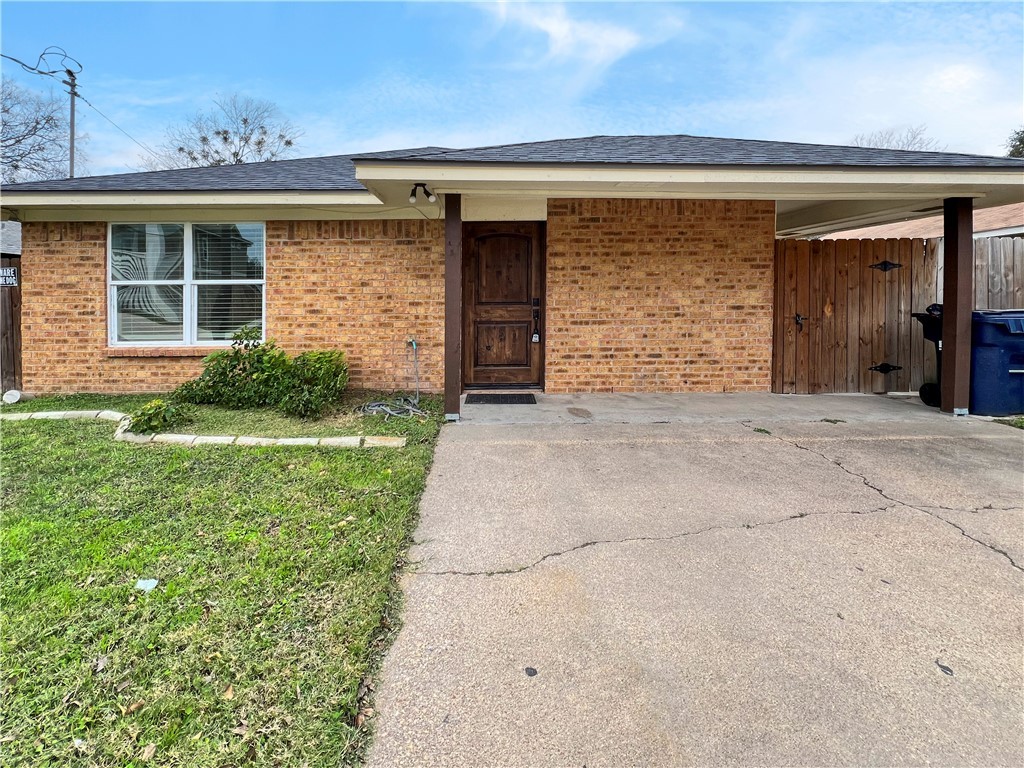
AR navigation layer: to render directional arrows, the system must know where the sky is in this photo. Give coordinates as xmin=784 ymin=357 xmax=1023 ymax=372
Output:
xmin=1 ymin=0 xmax=1022 ymax=177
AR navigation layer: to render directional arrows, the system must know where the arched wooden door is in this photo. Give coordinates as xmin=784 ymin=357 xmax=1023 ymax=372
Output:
xmin=462 ymin=223 xmax=545 ymax=387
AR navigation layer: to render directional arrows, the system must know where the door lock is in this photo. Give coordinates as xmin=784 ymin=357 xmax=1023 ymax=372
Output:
xmin=794 ymin=313 xmax=806 ymax=331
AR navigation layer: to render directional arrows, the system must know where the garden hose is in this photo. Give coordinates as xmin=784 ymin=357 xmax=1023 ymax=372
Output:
xmin=359 ymin=340 xmax=428 ymax=419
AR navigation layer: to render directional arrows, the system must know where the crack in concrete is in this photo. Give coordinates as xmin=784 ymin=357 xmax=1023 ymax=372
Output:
xmin=421 ymin=426 xmax=1022 ymax=578
xmin=926 ymin=503 xmax=1023 ymax=514
xmin=416 ymin=424 xmax=1022 ymax=578
xmin=417 ymin=504 xmax=896 ymax=577
xmin=738 ymin=422 xmax=1024 ymax=574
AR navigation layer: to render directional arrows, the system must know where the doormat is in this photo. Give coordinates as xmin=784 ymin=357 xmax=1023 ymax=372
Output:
xmin=465 ymin=393 xmax=537 ymax=405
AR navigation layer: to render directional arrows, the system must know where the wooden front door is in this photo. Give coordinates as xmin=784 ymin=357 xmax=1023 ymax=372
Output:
xmin=463 ymin=222 xmax=544 ymax=387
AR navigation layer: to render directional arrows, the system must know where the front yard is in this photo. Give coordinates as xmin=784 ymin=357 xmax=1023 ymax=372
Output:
xmin=0 ymin=394 xmax=442 ymax=766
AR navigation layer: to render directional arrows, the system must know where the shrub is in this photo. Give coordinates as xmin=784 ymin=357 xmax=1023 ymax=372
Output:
xmin=172 ymin=327 xmax=350 ymax=420
xmin=129 ymin=399 xmax=194 ymax=434
xmin=174 ymin=326 xmax=292 ymax=409
xmin=279 ymin=350 xmax=350 ymax=419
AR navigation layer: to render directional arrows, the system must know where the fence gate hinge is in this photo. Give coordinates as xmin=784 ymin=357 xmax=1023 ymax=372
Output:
xmin=869 ymin=260 xmax=902 ymax=272
xmin=869 ymin=362 xmax=903 ymax=375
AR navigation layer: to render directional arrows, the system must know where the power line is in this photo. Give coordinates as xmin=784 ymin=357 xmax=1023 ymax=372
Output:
xmin=74 ymin=93 xmax=162 ymax=162
xmin=1 ymin=53 xmax=59 ymax=79
xmin=1 ymin=46 xmax=76 ymax=79
xmin=3 ymin=46 xmax=164 ymax=172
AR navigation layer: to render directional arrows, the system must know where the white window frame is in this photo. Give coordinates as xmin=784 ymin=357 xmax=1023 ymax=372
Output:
xmin=108 ymin=222 xmax=266 ymax=347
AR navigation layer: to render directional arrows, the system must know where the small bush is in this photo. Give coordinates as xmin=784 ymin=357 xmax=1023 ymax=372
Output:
xmin=280 ymin=350 xmax=350 ymax=419
xmin=174 ymin=326 xmax=292 ymax=409
xmin=129 ymin=399 xmax=194 ymax=434
xmin=172 ymin=327 xmax=350 ymax=420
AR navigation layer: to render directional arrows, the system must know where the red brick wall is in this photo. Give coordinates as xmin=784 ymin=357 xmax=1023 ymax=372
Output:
xmin=544 ymin=199 xmax=776 ymax=392
xmin=20 ymin=203 xmax=774 ymax=396
xmin=19 ymin=222 xmax=205 ymax=393
xmin=265 ymin=220 xmax=444 ymax=392
xmin=19 ymin=220 xmax=445 ymax=394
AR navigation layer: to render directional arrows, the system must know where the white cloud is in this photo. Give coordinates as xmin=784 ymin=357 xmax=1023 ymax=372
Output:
xmin=480 ymin=1 xmax=682 ymax=94
xmin=775 ymin=47 xmax=1020 ymax=154
xmin=495 ymin=1 xmax=641 ymax=69
xmin=543 ymin=3 xmax=1021 ymax=158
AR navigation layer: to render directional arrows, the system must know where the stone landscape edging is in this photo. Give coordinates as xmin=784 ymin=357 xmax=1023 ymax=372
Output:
xmin=0 ymin=411 xmax=407 ymax=448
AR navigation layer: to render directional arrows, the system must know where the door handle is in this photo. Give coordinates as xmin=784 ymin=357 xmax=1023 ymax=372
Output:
xmin=794 ymin=313 xmax=806 ymax=331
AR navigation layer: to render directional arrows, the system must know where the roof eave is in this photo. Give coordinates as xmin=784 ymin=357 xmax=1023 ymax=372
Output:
xmin=354 ymin=161 xmax=1024 ymax=201
xmin=1 ymin=189 xmax=381 ymax=207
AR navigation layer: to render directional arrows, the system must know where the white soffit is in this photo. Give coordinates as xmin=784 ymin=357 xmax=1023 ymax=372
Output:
xmin=463 ymin=196 xmax=547 ymax=221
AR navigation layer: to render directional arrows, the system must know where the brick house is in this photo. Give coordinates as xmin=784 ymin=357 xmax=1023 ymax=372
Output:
xmin=2 ymin=135 xmax=1022 ymax=417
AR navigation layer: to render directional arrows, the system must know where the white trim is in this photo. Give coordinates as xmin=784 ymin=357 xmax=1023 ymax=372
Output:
xmin=355 ymin=161 xmax=1024 ymax=189
xmin=185 ymin=224 xmax=194 ymax=346
xmin=107 ymin=221 xmax=266 ymax=348
xmin=977 ymin=226 xmax=1024 ymax=238
xmin=7 ymin=191 xmax=381 ymax=208
xmin=10 ymin=206 xmax=438 ymax=223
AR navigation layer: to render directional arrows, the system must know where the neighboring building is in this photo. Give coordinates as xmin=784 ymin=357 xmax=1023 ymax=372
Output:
xmin=822 ymin=202 xmax=1024 ymax=240
xmin=2 ymin=134 xmax=1022 ymax=416
xmin=1 ymin=221 xmax=21 ymax=257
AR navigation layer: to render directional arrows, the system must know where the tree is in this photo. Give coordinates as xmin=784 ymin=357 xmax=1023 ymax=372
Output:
xmin=1006 ymin=127 xmax=1024 ymax=158
xmin=850 ymin=125 xmax=946 ymax=152
xmin=142 ymin=94 xmax=300 ymax=170
xmin=1 ymin=76 xmax=71 ymax=183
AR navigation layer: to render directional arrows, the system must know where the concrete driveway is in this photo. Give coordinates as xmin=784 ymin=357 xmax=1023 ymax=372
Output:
xmin=368 ymin=395 xmax=1023 ymax=767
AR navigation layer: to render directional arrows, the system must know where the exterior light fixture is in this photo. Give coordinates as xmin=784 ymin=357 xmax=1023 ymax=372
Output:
xmin=408 ymin=183 xmax=437 ymax=204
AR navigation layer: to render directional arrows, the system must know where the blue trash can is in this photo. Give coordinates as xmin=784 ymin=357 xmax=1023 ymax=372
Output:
xmin=970 ymin=310 xmax=1024 ymax=416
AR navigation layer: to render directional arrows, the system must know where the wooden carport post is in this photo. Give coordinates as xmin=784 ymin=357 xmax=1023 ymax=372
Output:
xmin=940 ymin=197 xmax=973 ymax=414
xmin=444 ymin=193 xmax=463 ymax=420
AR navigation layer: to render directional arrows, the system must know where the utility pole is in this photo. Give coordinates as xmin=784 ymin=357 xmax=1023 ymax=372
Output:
xmin=1 ymin=48 xmax=83 ymax=179
xmin=61 ymin=68 xmax=78 ymax=178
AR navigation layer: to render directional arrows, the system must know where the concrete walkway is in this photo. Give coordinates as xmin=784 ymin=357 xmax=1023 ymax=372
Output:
xmin=369 ymin=395 xmax=1023 ymax=767
xmin=0 ymin=410 xmax=406 ymax=448
xmin=459 ymin=391 xmax=980 ymax=426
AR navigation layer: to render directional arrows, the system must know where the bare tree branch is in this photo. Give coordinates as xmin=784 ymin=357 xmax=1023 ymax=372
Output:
xmin=849 ymin=125 xmax=946 ymax=152
xmin=141 ymin=94 xmax=301 ymax=170
xmin=1 ymin=77 xmax=75 ymax=183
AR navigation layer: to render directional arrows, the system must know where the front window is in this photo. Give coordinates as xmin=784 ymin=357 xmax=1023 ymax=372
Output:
xmin=109 ymin=223 xmax=265 ymax=345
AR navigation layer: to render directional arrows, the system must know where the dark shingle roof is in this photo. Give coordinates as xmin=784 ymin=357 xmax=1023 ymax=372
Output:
xmin=3 ymin=135 xmax=1020 ymax=194
xmin=366 ymin=134 xmax=1024 ymax=168
xmin=0 ymin=147 xmax=450 ymax=193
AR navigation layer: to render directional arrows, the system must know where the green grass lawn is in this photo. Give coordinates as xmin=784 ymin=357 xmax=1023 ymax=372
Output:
xmin=1 ymin=391 xmax=443 ymax=441
xmin=0 ymin=402 xmax=442 ymax=766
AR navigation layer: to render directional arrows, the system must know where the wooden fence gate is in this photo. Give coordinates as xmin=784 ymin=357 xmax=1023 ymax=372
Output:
xmin=772 ymin=236 xmax=1023 ymax=395
xmin=1 ymin=254 xmax=22 ymax=392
